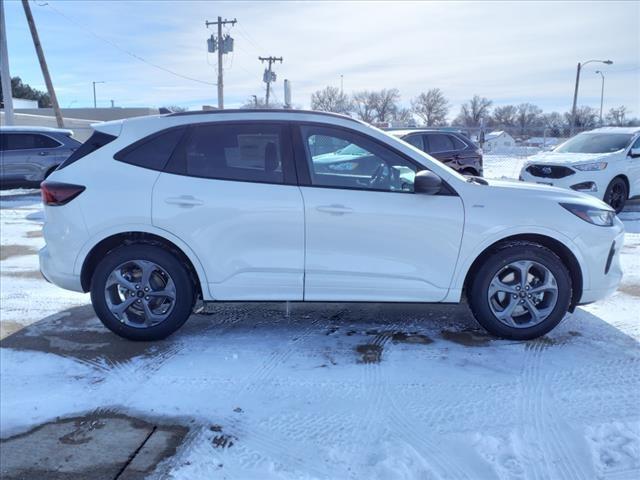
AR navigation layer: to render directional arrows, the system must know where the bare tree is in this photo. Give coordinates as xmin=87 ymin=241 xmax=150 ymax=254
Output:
xmin=393 ymin=107 xmax=415 ymax=126
xmin=542 ymin=112 xmax=566 ymax=137
xmin=351 ymin=90 xmax=378 ymax=123
xmin=565 ymin=106 xmax=598 ymax=130
xmin=411 ymin=88 xmax=449 ymax=126
xmin=455 ymin=95 xmax=493 ymax=127
xmin=606 ymin=106 xmax=628 ymax=126
xmin=241 ymin=96 xmax=282 ymax=109
xmin=373 ymin=88 xmax=401 ymax=122
xmin=516 ymin=103 xmax=543 ymax=136
xmin=310 ymin=86 xmax=351 ymax=114
xmin=491 ymin=105 xmax=517 ymax=128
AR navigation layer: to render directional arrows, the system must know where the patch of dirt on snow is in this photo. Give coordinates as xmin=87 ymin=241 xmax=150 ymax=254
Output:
xmin=0 ymin=244 xmax=37 ymax=261
xmin=0 ymin=321 xmax=25 ymax=340
xmin=618 ymin=284 xmax=640 ymax=298
xmin=210 ymin=425 xmax=237 ymax=449
xmin=440 ymin=329 xmax=493 ymax=346
xmin=2 ymin=270 xmax=42 ymax=280
xmin=356 ymin=343 xmax=383 ymax=363
xmin=391 ymin=331 xmax=433 ymax=345
xmin=24 ymin=229 xmax=43 ymax=238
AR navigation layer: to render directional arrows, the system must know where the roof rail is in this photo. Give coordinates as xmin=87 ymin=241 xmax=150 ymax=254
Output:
xmin=168 ymin=108 xmax=361 ymax=123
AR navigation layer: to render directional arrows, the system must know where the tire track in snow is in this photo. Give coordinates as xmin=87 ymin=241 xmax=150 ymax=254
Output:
xmin=519 ymin=341 xmax=589 ymax=480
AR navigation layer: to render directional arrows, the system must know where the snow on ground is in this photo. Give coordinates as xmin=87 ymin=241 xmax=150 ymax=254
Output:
xmin=1 ymin=168 xmax=639 ymax=479
xmin=0 ymin=189 xmax=87 ymax=338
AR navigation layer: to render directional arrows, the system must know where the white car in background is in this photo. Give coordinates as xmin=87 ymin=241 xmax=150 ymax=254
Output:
xmin=39 ymin=110 xmax=624 ymax=342
xmin=519 ymin=127 xmax=640 ymax=212
xmin=520 ymin=127 xmax=640 ymax=213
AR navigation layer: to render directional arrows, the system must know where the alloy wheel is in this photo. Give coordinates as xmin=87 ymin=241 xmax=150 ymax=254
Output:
xmin=104 ymin=260 xmax=177 ymax=328
xmin=487 ymin=260 xmax=559 ymax=329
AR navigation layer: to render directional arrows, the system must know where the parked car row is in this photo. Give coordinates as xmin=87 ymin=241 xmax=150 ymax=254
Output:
xmin=0 ymin=126 xmax=80 ymax=187
xmin=37 ymin=110 xmax=623 ymax=341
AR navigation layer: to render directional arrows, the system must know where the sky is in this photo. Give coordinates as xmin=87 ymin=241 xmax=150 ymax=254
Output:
xmin=3 ymin=0 xmax=640 ymax=120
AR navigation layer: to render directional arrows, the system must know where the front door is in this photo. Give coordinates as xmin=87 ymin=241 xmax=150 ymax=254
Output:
xmin=152 ymin=121 xmax=305 ymax=301
xmin=296 ymin=125 xmax=464 ymax=302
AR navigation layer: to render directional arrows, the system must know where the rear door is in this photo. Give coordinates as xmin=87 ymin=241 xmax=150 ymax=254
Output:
xmin=296 ymin=124 xmax=464 ymax=302
xmin=424 ymin=133 xmax=458 ymax=167
xmin=2 ymin=133 xmax=62 ymax=181
xmin=151 ymin=122 xmax=305 ymax=301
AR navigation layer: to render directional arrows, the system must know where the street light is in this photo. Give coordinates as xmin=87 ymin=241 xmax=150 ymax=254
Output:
xmin=570 ymin=59 xmax=612 ymax=135
xmin=595 ymin=70 xmax=605 ymax=125
xmin=92 ymin=81 xmax=105 ymax=108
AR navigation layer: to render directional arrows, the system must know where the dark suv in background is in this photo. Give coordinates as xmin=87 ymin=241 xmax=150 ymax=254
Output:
xmin=389 ymin=129 xmax=483 ymax=176
xmin=0 ymin=126 xmax=80 ymax=188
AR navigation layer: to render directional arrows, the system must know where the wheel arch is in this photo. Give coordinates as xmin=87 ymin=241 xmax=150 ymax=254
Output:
xmin=79 ymin=230 xmax=207 ymax=299
xmin=462 ymin=233 xmax=583 ymax=311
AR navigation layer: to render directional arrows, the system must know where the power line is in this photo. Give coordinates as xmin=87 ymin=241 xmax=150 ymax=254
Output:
xmin=39 ymin=2 xmax=216 ymax=86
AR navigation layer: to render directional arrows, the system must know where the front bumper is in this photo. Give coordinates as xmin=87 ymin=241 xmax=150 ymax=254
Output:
xmin=519 ymin=166 xmax=607 ymax=200
xmin=574 ymin=219 xmax=625 ymax=304
xmin=39 ymin=245 xmax=83 ymax=292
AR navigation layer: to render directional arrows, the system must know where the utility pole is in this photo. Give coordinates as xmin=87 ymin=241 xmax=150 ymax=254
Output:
xmin=205 ymin=16 xmax=236 ymax=109
xmin=595 ymin=70 xmax=605 ymax=125
xmin=0 ymin=0 xmax=15 ymax=125
xmin=569 ymin=59 xmax=612 ymax=135
xmin=22 ymin=0 xmax=64 ymax=127
xmin=259 ymin=56 xmax=282 ymax=107
xmin=92 ymin=81 xmax=104 ymax=108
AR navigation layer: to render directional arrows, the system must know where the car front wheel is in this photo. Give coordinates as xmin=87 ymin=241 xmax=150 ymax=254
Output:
xmin=603 ymin=177 xmax=627 ymax=213
xmin=90 ymin=244 xmax=195 ymax=341
xmin=468 ymin=241 xmax=572 ymax=340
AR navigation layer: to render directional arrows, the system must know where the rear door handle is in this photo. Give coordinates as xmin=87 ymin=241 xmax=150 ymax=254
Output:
xmin=165 ymin=195 xmax=204 ymax=208
xmin=38 ymin=151 xmax=49 ymax=156
xmin=316 ymin=204 xmax=353 ymax=215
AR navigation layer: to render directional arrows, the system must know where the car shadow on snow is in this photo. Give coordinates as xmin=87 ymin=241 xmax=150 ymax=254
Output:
xmin=1 ymin=301 xmax=637 ymax=366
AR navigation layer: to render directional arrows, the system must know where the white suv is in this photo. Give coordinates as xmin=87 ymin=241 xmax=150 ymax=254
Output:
xmin=519 ymin=127 xmax=640 ymax=212
xmin=39 ymin=110 xmax=624 ymax=341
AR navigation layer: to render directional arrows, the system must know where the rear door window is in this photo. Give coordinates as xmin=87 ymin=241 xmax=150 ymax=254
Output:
xmin=425 ymin=134 xmax=454 ymax=154
xmin=2 ymin=133 xmax=61 ymax=150
xmin=404 ymin=134 xmax=423 ymax=150
xmin=166 ymin=123 xmax=292 ymax=184
xmin=115 ymin=127 xmax=185 ymax=171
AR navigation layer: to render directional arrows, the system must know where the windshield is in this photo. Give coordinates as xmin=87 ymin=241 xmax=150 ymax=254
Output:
xmin=555 ymin=133 xmax=632 ymax=154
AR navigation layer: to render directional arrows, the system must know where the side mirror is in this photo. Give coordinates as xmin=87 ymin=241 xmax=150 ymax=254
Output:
xmin=414 ymin=170 xmax=442 ymax=195
xmin=629 ymin=148 xmax=640 ymax=158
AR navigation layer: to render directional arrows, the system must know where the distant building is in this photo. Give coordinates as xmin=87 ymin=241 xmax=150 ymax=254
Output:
xmin=11 ymin=98 xmax=38 ymax=108
xmin=482 ymin=131 xmax=515 ymax=153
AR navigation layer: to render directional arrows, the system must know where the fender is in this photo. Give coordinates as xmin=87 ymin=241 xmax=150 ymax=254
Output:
xmin=443 ymin=224 xmax=589 ymax=303
xmin=73 ymin=223 xmax=212 ymax=299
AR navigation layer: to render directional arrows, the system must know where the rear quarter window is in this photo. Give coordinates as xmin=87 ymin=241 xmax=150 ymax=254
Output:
xmin=58 ymin=131 xmax=118 ymax=169
xmin=114 ymin=127 xmax=186 ymax=171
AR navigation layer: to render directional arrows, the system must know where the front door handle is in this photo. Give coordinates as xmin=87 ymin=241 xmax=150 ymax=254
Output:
xmin=165 ymin=195 xmax=204 ymax=208
xmin=316 ymin=204 xmax=353 ymax=215
xmin=38 ymin=151 xmax=49 ymax=156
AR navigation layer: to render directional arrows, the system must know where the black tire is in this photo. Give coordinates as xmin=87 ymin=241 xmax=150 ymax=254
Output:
xmin=90 ymin=244 xmax=195 ymax=341
xmin=603 ymin=177 xmax=628 ymax=213
xmin=460 ymin=168 xmax=479 ymax=177
xmin=467 ymin=241 xmax=572 ymax=340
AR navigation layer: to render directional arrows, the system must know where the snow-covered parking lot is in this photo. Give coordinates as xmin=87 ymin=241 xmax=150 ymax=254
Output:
xmin=1 ymin=164 xmax=639 ymax=479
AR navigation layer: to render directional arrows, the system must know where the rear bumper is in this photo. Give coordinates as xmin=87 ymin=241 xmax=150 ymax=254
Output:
xmin=39 ymin=246 xmax=83 ymax=292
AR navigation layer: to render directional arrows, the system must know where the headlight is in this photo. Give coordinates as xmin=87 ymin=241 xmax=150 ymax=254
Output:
xmin=560 ymin=203 xmax=615 ymax=226
xmin=573 ymin=161 xmax=607 ymax=171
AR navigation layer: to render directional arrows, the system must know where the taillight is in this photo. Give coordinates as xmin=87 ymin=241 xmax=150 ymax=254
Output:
xmin=40 ymin=181 xmax=85 ymax=206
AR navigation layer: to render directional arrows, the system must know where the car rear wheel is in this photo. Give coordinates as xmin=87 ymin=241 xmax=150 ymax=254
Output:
xmin=603 ymin=177 xmax=627 ymax=213
xmin=468 ymin=241 xmax=572 ymax=340
xmin=90 ymin=245 xmax=195 ymax=341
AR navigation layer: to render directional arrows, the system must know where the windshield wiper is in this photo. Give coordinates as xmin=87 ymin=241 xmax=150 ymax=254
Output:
xmin=466 ymin=176 xmax=488 ymax=185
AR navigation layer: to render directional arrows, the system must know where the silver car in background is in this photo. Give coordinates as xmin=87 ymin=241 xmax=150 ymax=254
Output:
xmin=0 ymin=126 xmax=81 ymax=188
